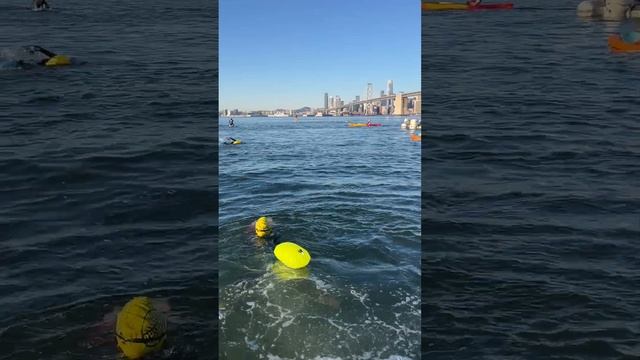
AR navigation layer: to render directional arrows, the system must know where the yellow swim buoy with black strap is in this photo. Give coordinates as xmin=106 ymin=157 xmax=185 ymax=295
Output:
xmin=255 ymin=216 xmax=271 ymax=238
xmin=45 ymin=55 xmax=71 ymax=67
xmin=115 ymin=297 xmax=167 ymax=359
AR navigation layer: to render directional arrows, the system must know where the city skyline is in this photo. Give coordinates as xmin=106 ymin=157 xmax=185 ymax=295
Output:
xmin=220 ymin=81 xmax=421 ymax=117
xmin=219 ymin=0 xmax=420 ymax=110
xmin=221 ymin=79 xmax=413 ymax=112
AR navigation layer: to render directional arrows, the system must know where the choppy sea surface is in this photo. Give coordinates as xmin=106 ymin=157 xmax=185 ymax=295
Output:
xmin=219 ymin=116 xmax=421 ymax=359
xmin=0 ymin=0 xmax=217 ymax=359
xmin=423 ymin=1 xmax=640 ymax=358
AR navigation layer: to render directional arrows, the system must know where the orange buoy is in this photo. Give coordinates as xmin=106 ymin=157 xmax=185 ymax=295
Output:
xmin=608 ymin=34 xmax=640 ymax=53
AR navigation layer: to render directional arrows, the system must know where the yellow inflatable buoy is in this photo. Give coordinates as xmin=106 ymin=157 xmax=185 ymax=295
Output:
xmin=232 ymin=140 xmax=241 ymax=145
xmin=272 ymin=261 xmax=310 ymax=281
xmin=255 ymin=216 xmax=271 ymax=238
xmin=115 ymin=297 xmax=167 ymax=359
xmin=45 ymin=55 xmax=71 ymax=67
xmin=274 ymin=242 xmax=311 ymax=269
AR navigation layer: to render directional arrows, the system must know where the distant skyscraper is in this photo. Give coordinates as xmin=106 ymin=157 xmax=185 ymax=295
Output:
xmin=366 ymin=83 xmax=373 ymax=100
xmin=356 ymin=95 xmax=360 ymax=102
xmin=380 ymin=90 xmax=384 ymax=98
xmin=387 ymin=80 xmax=394 ymax=96
xmin=324 ymin=93 xmax=328 ymax=110
xmin=329 ymin=96 xmax=334 ymax=108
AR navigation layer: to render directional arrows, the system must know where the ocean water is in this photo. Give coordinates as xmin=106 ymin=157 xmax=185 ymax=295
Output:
xmin=423 ymin=1 xmax=640 ymax=358
xmin=0 ymin=0 xmax=217 ymax=359
xmin=218 ymin=117 xmax=421 ymax=359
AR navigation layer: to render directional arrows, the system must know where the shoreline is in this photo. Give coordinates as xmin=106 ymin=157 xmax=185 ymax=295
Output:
xmin=218 ymin=114 xmax=420 ymax=118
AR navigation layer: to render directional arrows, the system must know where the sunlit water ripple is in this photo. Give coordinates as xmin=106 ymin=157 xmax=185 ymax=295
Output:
xmin=423 ymin=1 xmax=640 ymax=358
xmin=219 ymin=117 xmax=421 ymax=359
xmin=0 ymin=0 xmax=217 ymax=359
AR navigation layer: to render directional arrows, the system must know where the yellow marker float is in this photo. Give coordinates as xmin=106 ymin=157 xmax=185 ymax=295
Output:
xmin=274 ymin=242 xmax=311 ymax=269
xmin=45 ymin=55 xmax=71 ymax=67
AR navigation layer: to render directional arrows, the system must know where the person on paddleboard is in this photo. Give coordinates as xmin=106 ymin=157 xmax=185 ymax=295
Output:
xmin=33 ymin=0 xmax=50 ymax=10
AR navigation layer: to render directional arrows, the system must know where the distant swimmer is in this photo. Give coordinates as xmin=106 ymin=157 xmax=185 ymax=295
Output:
xmin=32 ymin=0 xmax=50 ymax=11
xmin=228 ymin=118 xmax=235 ymax=127
xmin=0 ymin=46 xmax=71 ymax=69
xmin=17 ymin=45 xmax=70 ymax=67
xmin=26 ymin=45 xmax=55 ymax=64
xmin=223 ymin=137 xmax=241 ymax=145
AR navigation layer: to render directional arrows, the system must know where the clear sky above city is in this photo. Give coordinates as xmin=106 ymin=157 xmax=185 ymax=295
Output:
xmin=220 ymin=0 xmax=420 ymax=111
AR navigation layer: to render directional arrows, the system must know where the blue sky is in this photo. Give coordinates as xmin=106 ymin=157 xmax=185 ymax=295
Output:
xmin=220 ymin=0 xmax=420 ymax=111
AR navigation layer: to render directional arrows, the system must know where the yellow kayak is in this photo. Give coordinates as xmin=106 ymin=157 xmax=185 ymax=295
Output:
xmin=422 ymin=2 xmax=468 ymax=10
xmin=348 ymin=123 xmax=382 ymax=127
xmin=423 ymin=2 xmax=514 ymax=10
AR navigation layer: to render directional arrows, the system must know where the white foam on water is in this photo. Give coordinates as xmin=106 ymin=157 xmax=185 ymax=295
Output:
xmin=221 ymin=269 xmax=420 ymax=359
xmin=266 ymin=355 xmax=291 ymax=360
xmin=244 ymin=336 xmax=259 ymax=351
xmin=311 ymin=277 xmax=334 ymax=292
